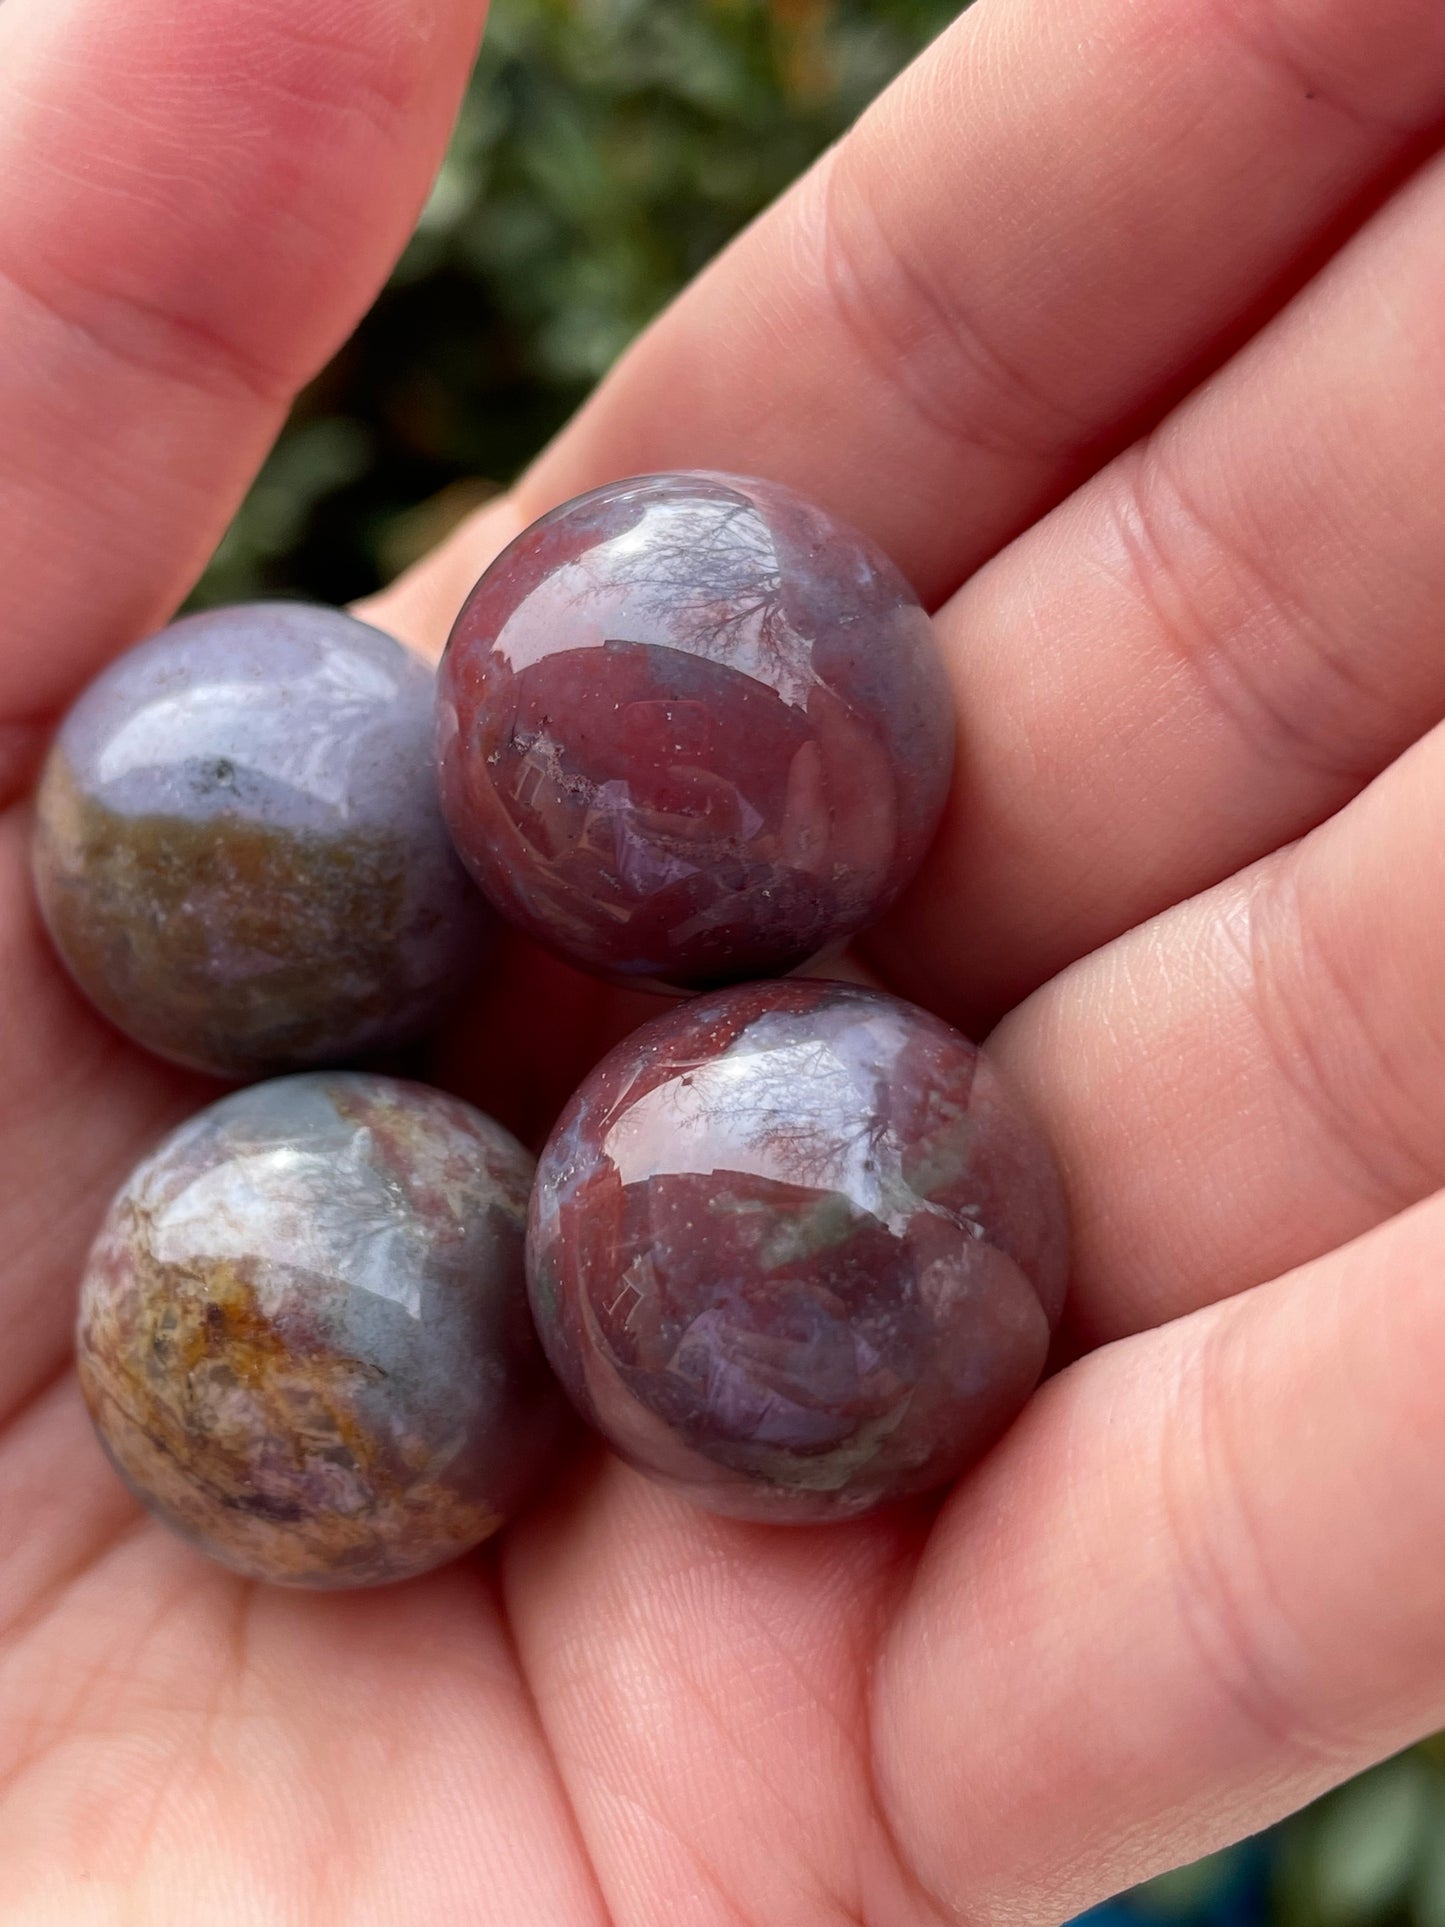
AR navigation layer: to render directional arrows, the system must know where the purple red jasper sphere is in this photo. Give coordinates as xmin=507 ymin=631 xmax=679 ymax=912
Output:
xmin=33 ymin=603 xmax=492 ymax=1078
xmin=526 ymin=979 xmax=1067 ymax=1522
xmin=77 ymin=1074 xmax=566 ymax=1587
xmin=436 ymin=473 xmax=955 ymax=990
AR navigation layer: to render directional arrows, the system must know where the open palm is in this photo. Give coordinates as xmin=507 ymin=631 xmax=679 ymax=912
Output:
xmin=5 ymin=0 xmax=1445 ymax=1919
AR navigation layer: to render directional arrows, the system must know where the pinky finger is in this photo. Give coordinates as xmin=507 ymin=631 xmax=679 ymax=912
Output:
xmin=873 ymin=1187 xmax=1445 ymax=1922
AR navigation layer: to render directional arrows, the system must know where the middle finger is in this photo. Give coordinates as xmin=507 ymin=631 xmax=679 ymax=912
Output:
xmin=874 ymin=136 xmax=1445 ymax=1029
xmin=988 ymin=703 xmax=1445 ymax=1346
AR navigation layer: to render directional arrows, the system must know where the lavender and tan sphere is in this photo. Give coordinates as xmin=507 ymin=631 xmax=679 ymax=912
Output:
xmin=77 ymin=1074 xmax=565 ymax=1588
xmin=33 ymin=602 xmax=493 ymax=1078
xmin=437 ymin=472 xmax=955 ymax=991
xmin=527 ymin=980 xmax=1068 ymax=1522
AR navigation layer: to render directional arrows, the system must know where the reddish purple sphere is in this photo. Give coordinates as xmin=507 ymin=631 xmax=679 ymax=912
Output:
xmin=527 ymin=980 xmax=1067 ymax=1522
xmin=436 ymin=473 xmax=955 ymax=990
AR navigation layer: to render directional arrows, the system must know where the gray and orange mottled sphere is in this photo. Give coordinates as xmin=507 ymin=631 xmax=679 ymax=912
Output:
xmin=527 ymin=980 xmax=1068 ymax=1522
xmin=77 ymin=1074 xmax=566 ymax=1588
xmin=33 ymin=603 xmax=493 ymax=1078
xmin=436 ymin=473 xmax=955 ymax=991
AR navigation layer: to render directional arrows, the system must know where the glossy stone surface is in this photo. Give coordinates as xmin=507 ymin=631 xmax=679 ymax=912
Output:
xmin=527 ymin=980 xmax=1067 ymax=1522
xmin=77 ymin=1074 xmax=564 ymax=1587
xmin=34 ymin=603 xmax=493 ymax=1077
xmin=437 ymin=473 xmax=954 ymax=990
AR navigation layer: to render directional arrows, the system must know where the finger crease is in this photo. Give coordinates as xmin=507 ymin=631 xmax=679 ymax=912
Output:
xmin=1106 ymin=444 xmax=1387 ymax=788
xmin=1160 ymin=1318 xmax=1355 ymax=1770
xmin=0 ymin=247 xmax=293 ymax=414
xmin=809 ymin=149 xmax=1096 ymax=478
xmin=1231 ymin=856 xmax=1441 ymax=1215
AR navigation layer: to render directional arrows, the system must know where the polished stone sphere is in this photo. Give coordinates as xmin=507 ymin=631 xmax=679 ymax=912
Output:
xmin=437 ymin=473 xmax=954 ymax=990
xmin=77 ymin=1074 xmax=565 ymax=1587
xmin=527 ymin=980 xmax=1067 ymax=1522
xmin=33 ymin=603 xmax=493 ymax=1077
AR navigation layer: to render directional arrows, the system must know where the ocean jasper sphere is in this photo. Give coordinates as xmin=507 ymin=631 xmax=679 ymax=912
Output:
xmin=33 ymin=603 xmax=493 ymax=1077
xmin=437 ymin=473 xmax=954 ymax=990
xmin=77 ymin=1074 xmax=565 ymax=1587
xmin=527 ymin=980 xmax=1067 ymax=1522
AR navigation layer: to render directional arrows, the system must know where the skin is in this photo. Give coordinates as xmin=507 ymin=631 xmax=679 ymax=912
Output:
xmin=4 ymin=0 xmax=1445 ymax=1919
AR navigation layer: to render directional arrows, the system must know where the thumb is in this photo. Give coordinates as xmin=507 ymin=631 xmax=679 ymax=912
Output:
xmin=0 ymin=0 xmax=486 ymax=803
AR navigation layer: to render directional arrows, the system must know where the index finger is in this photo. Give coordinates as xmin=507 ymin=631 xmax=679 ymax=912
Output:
xmin=372 ymin=0 xmax=1445 ymax=648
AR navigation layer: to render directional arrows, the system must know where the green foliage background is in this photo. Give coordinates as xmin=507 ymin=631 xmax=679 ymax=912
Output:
xmin=199 ymin=4 xmax=1445 ymax=1920
xmin=198 ymin=0 xmax=961 ymax=607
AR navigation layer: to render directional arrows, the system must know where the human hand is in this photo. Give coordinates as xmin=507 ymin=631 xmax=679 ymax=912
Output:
xmin=4 ymin=0 xmax=1445 ymax=1919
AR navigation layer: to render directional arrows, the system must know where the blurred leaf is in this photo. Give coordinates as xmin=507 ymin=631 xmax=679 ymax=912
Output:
xmin=377 ymin=478 xmax=501 ymax=579
xmin=200 ymin=417 xmax=372 ymax=606
xmin=1132 ymin=1847 xmax=1254 ymax=1920
xmin=1276 ymin=1755 xmax=1437 ymax=1927
xmin=1409 ymin=1787 xmax=1445 ymax=1927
